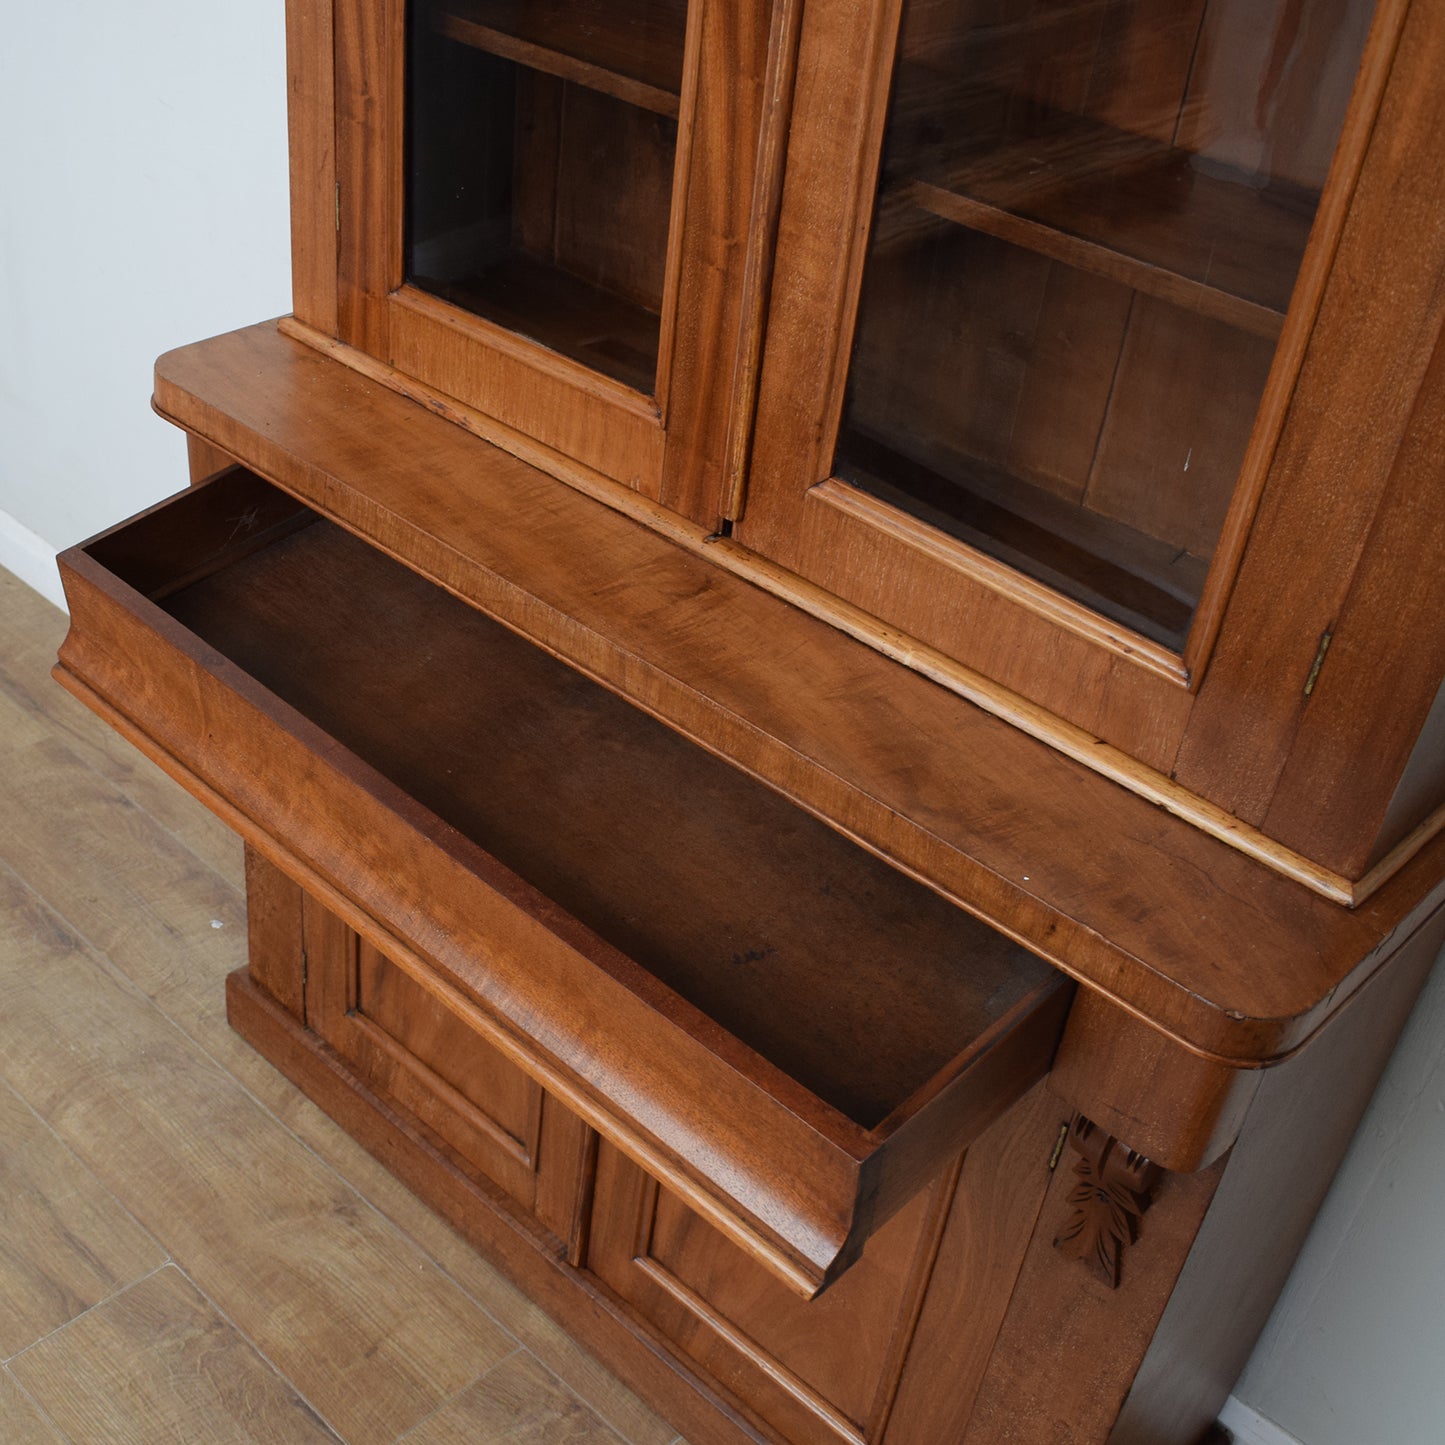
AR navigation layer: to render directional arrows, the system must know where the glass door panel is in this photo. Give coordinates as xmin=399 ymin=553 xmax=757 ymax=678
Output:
xmin=407 ymin=0 xmax=689 ymax=393
xmin=835 ymin=0 xmax=1374 ymax=648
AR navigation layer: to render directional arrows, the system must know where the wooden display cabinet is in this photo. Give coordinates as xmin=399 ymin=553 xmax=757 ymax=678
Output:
xmin=52 ymin=1 xmax=1445 ymax=1442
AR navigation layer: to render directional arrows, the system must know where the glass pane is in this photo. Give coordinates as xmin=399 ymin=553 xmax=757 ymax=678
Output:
xmin=836 ymin=0 xmax=1375 ymax=648
xmin=406 ymin=0 xmax=690 ymax=393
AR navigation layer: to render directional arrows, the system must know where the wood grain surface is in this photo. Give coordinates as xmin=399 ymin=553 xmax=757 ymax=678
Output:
xmin=326 ymin=0 xmax=774 ymax=508
xmin=433 ymin=0 xmax=687 ymax=115
xmin=0 ymin=1079 xmax=165 ymax=1359
xmin=0 ymin=1372 xmax=67 ymax=1444
xmin=737 ymin=0 xmax=1444 ymax=889
xmin=402 ymin=1348 xmax=628 ymax=1445
xmin=0 ymin=866 xmax=514 ymax=1445
xmin=285 ymin=0 xmax=337 ymax=333
xmin=8 ymin=1267 xmax=338 ymax=1445
xmin=147 ymin=331 xmax=1445 ymax=1061
xmin=22 ymin=0 xmax=1445 ymax=1438
xmin=56 ymin=479 xmax=1068 ymax=1294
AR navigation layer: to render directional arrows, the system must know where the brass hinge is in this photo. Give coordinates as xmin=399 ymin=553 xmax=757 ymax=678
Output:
xmin=1303 ymin=629 xmax=1334 ymax=696
xmin=1048 ymin=1121 xmax=1070 ymax=1171
xmin=335 ymin=182 xmax=342 ymax=234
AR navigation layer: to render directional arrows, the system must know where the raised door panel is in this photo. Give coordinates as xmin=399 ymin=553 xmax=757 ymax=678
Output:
xmin=588 ymin=1140 xmax=959 ymax=1445
xmin=303 ymin=893 xmax=591 ymax=1245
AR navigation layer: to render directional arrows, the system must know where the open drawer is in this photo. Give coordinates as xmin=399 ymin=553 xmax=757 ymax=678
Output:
xmin=54 ymin=468 xmax=1071 ymax=1296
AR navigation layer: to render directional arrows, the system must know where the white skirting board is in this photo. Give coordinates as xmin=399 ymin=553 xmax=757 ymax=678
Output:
xmin=1218 ymin=1396 xmax=1306 ymax=1445
xmin=0 ymin=509 xmax=66 ymax=613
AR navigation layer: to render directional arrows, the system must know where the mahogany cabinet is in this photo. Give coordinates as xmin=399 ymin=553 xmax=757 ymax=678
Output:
xmin=52 ymin=1 xmax=1445 ymax=1442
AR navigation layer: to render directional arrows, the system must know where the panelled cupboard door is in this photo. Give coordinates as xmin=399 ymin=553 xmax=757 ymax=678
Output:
xmin=303 ymin=895 xmax=592 ymax=1252
xmin=322 ymin=0 xmax=780 ymax=521
xmin=587 ymin=1140 xmax=961 ymax=1445
xmin=737 ymin=0 xmax=1413 ymax=775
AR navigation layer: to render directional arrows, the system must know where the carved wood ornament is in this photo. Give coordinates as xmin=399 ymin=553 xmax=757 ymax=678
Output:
xmin=1054 ymin=1115 xmax=1162 ymax=1288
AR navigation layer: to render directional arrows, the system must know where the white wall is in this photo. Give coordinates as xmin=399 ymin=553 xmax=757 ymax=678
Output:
xmin=2 ymin=9 xmax=1443 ymax=1444
xmin=0 ymin=2 xmax=291 ymax=603
xmin=1224 ymin=949 xmax=1445 ymax=1445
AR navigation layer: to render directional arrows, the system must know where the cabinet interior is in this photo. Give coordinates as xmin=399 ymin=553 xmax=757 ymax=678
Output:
xmin=406 ymin=0 xmax=689 ymax=392
xmin=92 ymin=476 xmax=1054 ymax=1133
xmin=836 ymin=0 xmax=1373 ymax=648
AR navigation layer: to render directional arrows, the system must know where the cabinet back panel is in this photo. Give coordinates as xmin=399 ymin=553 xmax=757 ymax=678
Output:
xmin=407 ymin=13 xmax=681 ymax=391
xmin=839 ymin=223 xmax=1270 ymax=644
xmin=1178 ymin=0 xmax=1376 ymax=191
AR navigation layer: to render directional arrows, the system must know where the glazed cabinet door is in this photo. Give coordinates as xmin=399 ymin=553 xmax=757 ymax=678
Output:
xmin=306 ymin=0 xmax=781 ymax=521
xmin=736 ymin=0 xmax=1404 ymax=771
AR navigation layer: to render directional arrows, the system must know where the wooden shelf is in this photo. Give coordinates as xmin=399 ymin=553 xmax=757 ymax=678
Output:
xmin=882 ymin=88 xmax=1317 ymax=338
xmin=432 ymin=0 xmax=687 ymax=118
xmin=412 ymin=256 xmax=661 ymax=394
xmin=836 ymin=427 xmax=1206 ymax=650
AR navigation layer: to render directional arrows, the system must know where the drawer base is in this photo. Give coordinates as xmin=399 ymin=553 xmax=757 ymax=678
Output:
xmin=225 ymin=870 xmax=1445 ymax=1445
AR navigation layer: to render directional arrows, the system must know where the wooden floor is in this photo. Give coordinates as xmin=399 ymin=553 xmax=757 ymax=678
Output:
xmin=0 ymin=564 xmax=688 ymax=1444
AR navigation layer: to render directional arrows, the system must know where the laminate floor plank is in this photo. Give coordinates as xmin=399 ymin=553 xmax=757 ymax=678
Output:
xmin=0 ymin=655 xmax=674 ymax=1440
xmin=0 ymin=684 xmax=305 ymax=1106
xmin=0 ymin=862 xmax=515 ymax=1445
xmin=0 ymin=1369 xmax=67 ymax=1444
xmin=400 ymin=1349 xmax=627 ymax=1445
xmin=0 ymin=568 xmax=240 ymax=881
xmin=0 ymin=693 xmax=308 ymax=1130
xmin=0 ymin=699 xmax=250 ymax=1013
xmin=0 ymin=653 xmax=399 ymax=1156
xmin=0 ymin=566 xmax=684 ymax=1443
xmin=283 ymin=1135 xmax=681 ymax=1445
xmin=8 ymin=1265 xmax=340 ymax=1444
xmin=0 ymin=1076 xmax=166 ymax=1359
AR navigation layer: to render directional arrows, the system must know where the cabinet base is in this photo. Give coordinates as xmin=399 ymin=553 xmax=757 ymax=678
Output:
xmin=225 ymin=968 xmax=771 ymax=1445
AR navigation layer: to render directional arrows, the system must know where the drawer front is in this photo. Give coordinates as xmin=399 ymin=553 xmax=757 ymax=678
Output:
xmin=55 ymin=469 xmax=1068 ymax=1296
